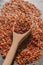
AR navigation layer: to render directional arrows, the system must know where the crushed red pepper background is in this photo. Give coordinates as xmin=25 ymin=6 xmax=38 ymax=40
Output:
xmin=0 ymin=0 xmax=43 ymax=65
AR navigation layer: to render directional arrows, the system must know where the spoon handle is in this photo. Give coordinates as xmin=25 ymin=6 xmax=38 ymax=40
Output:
xmin=3 ymin=34 xmax=21 ymax=65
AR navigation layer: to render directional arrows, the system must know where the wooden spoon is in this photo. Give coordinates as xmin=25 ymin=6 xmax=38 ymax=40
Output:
xmin=3 ymin=27 xmax=32 ymax=65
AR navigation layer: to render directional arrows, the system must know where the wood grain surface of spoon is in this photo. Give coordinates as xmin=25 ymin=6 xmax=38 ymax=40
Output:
xmin=3 ymin=28 xmax=31 ymax=65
